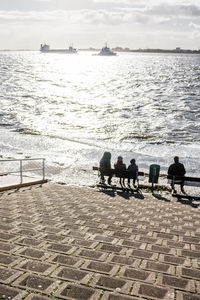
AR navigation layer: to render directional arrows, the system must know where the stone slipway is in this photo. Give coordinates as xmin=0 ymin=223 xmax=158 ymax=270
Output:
xmin=0 ymin=183 xmax=199 ymax=300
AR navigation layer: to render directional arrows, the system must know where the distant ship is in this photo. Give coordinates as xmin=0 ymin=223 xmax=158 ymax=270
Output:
xmin=40 ymin=43 xmax=77 ymax=54
xmin=98 ymin=43 xmax=116 ymax=56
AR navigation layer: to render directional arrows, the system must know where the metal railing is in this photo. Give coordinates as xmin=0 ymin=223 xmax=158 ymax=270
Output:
xmin=0 ymin=158 xmax=45 ymax=184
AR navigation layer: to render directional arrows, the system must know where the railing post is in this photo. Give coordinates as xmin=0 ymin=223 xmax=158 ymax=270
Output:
xmin=42 ymin=159 xmax=45 ymax=180
xmin=20 ymin=160 xmax=23 ymax=184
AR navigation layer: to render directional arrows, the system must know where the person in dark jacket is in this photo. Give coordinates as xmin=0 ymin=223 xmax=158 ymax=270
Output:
xmin=114 ymin=156 xmax=126 ymax=185
xmin=168 ymin=156 xmax=186 ymax=193
xmin=127 ymin=159 xmax=138 ymax=186
xmin=99 ymin=151 xmax=112 ymax=184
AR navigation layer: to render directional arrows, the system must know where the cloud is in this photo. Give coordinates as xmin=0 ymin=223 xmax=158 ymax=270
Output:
xmin=189 ymin=21 xmax=200 ymax=28
xmin=144 ymin=3 xmax=200 ymax=17
xmin=0 ymin=1 xmax=200 ymax=50
xmin=0 ymin=6 xmax=198 ymax=27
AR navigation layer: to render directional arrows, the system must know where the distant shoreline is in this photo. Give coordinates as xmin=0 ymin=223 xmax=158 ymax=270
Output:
xmin=0 ymin=48 xmax=200 ymax=54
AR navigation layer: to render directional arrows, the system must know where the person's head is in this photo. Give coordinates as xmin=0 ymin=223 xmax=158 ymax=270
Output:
xmin=130 ymin=159 xmax=135 ymax=164
xmin=174 ymin=156 xmax=179 ymax=163
xmin=117 ymin=156 xmax=123 ymax=163
xmin=102 ymin=152 xmax=111 ymax=160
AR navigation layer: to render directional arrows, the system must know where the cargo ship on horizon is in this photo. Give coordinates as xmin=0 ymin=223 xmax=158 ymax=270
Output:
xmin=40 ymin=43 xmax=77 ymax=54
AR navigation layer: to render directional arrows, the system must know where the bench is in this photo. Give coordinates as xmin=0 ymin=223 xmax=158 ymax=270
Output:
xmin=167 ymin=175 xmax=200 ymax=201
xmin=93 ymin=166 xmax=144 ymax=193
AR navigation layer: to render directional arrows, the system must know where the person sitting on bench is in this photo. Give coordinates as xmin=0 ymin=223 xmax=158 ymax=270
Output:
xmin=127 ymin=159 xmax=138 ymax=187
xmin=168 ymin=156 xmax=186 ymax=194
xmin=99 ymin=151 xmax=112 ymax=184
xmin=114 ymin=156 xmax=126 ymax=185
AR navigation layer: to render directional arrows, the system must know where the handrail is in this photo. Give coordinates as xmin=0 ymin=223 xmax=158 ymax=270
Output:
xmin=0 ymin=158 xmax=45 ymax=162
xmin=0 ymin=158 xmax=45 ymax=184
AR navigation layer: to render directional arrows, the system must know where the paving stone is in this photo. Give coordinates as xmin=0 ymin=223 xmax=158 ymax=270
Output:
xmin=192 ymin=244 xmax=200 ymax=251
xmin=132 ymin=282 xmax=174 ymax=300
xmin=147 ymin=244 xmax=175 ymax=255
xmin=42 ymin=226 xmax=64 ymax=234
xmin=160 ymin=254 xmax=191 ymax=266
xmin=0 ymin=283 xmax=27 ymax=299
xmin=141 ymin=260 xmax=175 ymax=275
xmin=130 ymin=249 xmax=158 ymax=260
xmin=156 ymin=233 xmax=176 ymax=241
xmin=0 ymin=241 xmax=17 ymax=252
xmin=13 ymin=273 xmax=59 ymax=293
xmin=47 ymin=242 xmax=76 ymax=254
xmin=55 ymin=282 xmax=101 ymax=300
xmin=18 ymin=222 xmax=39 ymax=229
xmin=69 ymin=238 xmax=98 ymax=248
xmin=92 ymin=274 xmax=132 ymax=294
xmin=166 ymin=241 xmax=189 ymax=249
xmin=157 ymin=274 xmax=195 ymax=292
xmin=41 ymin=233 xmax=66 ymax=242
xmin=50 ymin=254 xmax=83 ymax=267
xmin=111 ymin=231 xmax=132 ymax=239
xmin=177 ymin=266 xmax=200 ymax=279
xmin=16 ymin=229 xmax=38 ymax=236
xmin=138 ymin=236 xmax=158 ymax=243
xmin=68 ymin=230 xmax=88 ymax=238
xmin=181 ymin=250 xmax=200 ymax=259
xmin=0 ymin=232 xmax=17 ymax=241
xmin=120 ymin=266 xmax=155 ymax=283
xmin=16 ymin=237 xmax=44 ymax=247
xmin=176 ymin=291 xmax=200 ymax=300
xmin=0 ymin=223 xmax=14 ymax=231
xmin=81 ymin=260 xmax=119 ymax=275
xmin=119 ymin=240 xmax=144 ymax=249
xmin=92 ymin=236 xmax=117 ymax=245
xmin=53 ymin=266 xmax=92 ymax=284
xmin=102 ymin=291 xmax=142 ymax=300
xmin=0 ymin=253 xmax=22 ymax=266
xmin=76 ymin=248 xmax=108 ymax=261
xmin=0 ymin=217 xmax=15 ymax=224
xmin=17 ymin=247 xmax=49 ymax=259
xmin=25 ymin=295 xmax=51 ymax=300
xmin=97 ymin=243 xmax=127 ymax=255
xmin=108 ymin=254 xmax=140 ymax=267
xmin=182 ymin=237 xmax=200 ymax=244
xmin=0 ymin=267 xmax=22 ymax=283
xmin=17 ymin=259 xmax=56 ymax=275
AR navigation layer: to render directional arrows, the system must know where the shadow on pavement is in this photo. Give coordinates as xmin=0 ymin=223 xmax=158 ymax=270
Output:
xmin=152 ymin=192 xmax=171 ymax=202
xmin=177 ymin=198 xmax=200 ymax=208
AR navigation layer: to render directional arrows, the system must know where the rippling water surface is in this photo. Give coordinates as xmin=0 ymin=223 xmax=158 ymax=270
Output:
xmin=0 ymin=51 xmax=200 ymax=185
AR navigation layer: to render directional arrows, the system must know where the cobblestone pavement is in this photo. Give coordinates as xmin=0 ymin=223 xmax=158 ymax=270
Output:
xmin=0 ymin=183 xmax=200 ymax=300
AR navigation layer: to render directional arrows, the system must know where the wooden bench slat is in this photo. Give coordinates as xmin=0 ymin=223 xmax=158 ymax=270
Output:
xmin=167 ymin=175 xmax=200 ymax=182
xmin=93 ymin=167 xmax=144 ymax=178
xmin=167 ymin=175 xmax=200 ymax=187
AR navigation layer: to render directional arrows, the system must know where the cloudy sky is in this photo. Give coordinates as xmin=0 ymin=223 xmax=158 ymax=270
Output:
xmin=0 ymin=0 xmax=200 ymax=50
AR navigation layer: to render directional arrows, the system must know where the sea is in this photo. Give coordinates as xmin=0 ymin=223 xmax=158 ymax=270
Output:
xmin=0 ymin=50 xmax=200 ymax=186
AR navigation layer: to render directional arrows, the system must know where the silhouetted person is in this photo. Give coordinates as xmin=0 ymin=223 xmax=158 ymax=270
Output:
xmin=127 ymin=159 xmax=138 ymax=187
xmin=168 ymin=156 xmax=186 ymax=194
xmin=99 ymin=151 xmax=112 ymax=184
xmin=114 ymin=156 xmax=126 ymax=185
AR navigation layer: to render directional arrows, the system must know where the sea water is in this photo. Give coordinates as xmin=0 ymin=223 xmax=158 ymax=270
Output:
xmin=0 ymin=50 xmax=200 ymax=186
